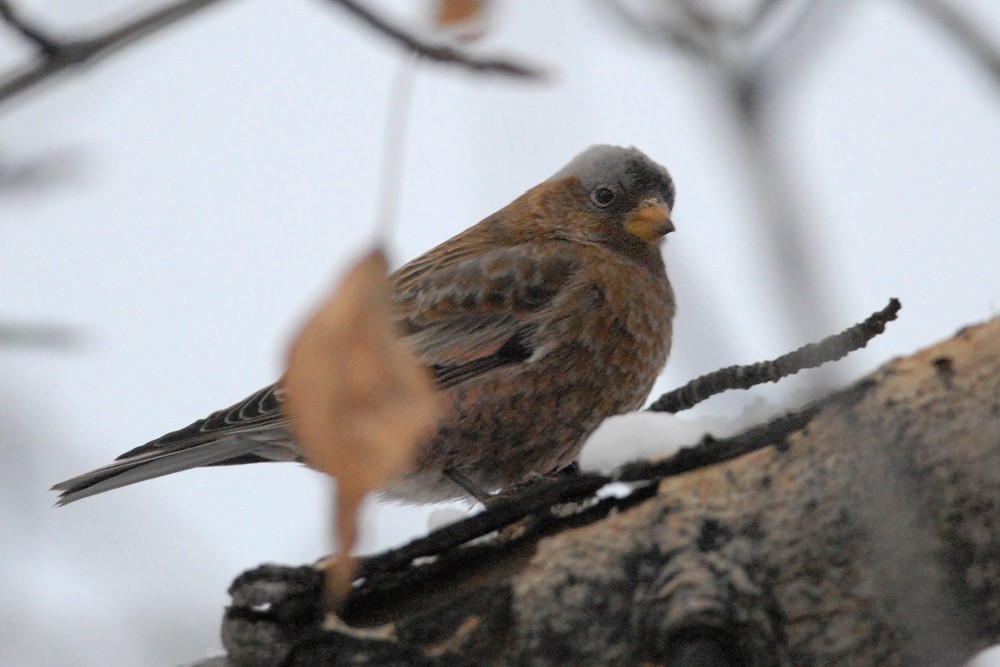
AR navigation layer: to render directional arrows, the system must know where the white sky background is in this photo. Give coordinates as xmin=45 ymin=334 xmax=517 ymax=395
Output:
xmin=2 ymin=1 xmax=1000 ymax=665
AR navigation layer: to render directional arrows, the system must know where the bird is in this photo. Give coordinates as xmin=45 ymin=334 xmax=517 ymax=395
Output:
xmin=53 ymin=145 xmax=677 ymax=506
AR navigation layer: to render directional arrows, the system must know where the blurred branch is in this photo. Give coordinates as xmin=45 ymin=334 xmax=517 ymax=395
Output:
xmin=0 ymin=149 xmax=83 ymax=193
xmin=0 ymin=0 xmax=61 ymax=52
xmin=604 ymin=0 xmax=718 ymax=60
xmin=604 ymin=0 xmax=850 ymax=339
xmin=905 ymin=0 xmax=1000 ymax=90
xmin=742 ymin=0 xmax=839 ymax=92
xmin=0 ymin=0 xmax=542 ymax=108
xmin=324 ymin=0 xmax=543 ymax=78
xmin=605 ymin=0 xmax=832 ymax=74
xmin=0 ymin=0 xmax=231 ymax=107
xmin=0 ymin=322 xmax=83 ymax=349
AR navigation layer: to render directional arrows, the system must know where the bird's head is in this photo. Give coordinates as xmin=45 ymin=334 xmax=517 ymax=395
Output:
xmin=545 ymin=145 xmax=675 ymax=252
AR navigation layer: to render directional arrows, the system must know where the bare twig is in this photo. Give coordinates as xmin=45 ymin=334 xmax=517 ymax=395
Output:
xmin=648 ymin=298 xmax=901 ymax=414
xmin=740 ymin=0 xmax=785 ymax=38
xmin=325 ymin=0 xmax=543 ymax=79
xmin=603 ymin=0 xmax=719 ymax=61
xmin=0 ymin=0 xmax=61 ymax=53
xmin=603 ymin=0 xmax=830 ymax=73
xmin=0 ymin=0 xmax=231 ymax=107
xmin=905 ymin=0 xmax=1000 ymax=90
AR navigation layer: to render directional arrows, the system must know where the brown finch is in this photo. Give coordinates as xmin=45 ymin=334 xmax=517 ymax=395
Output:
xmin=54 ymin=145 xmax=676 ymax=505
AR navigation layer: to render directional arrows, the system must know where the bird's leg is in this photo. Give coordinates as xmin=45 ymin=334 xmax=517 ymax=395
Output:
xmin=445 ymin=462 xmax=584 ymax=510
xmin=499 ymin=462 xmax=582 ymax=495
xmin=443 ymin=467 xmax=494 ymax=504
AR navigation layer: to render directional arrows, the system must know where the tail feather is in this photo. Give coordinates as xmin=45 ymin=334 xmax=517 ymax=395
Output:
xmin=52 ymin=437 xmax=264 ymax=506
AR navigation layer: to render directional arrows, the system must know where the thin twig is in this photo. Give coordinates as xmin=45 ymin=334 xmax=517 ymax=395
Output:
xmin=0 ymin=0 xmax=61 ymax=53
xmin=603 ymin=0 xmax=719 ymax=61
xmin=648 ymin=298 xmax=901 ymax=414
xmin=0 ymin=148 xmax=82 ymax=192
xmin=326 ymin=0 xmax=543 ymax=79
xmin=743 ymin=0 xmax=833 ymax=85
xmin=739 ymin=0 xmax=785 ymax=38
xmin=0 ymin=0 xmax=231 ymax=107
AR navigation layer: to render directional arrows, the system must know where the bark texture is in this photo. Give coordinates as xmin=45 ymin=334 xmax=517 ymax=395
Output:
xmin=212 ymin=317 xmax=1000 ymax=666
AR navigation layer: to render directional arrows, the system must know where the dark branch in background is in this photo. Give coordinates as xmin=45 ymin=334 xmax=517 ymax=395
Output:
xmin=0 ymin=0 xmax=541 ymax=108
xmin=323 ymin=0 xmax=543 ymax=79
xmin=604 ymin=0 xmax=848 ymax=341
xmin=649 ymin=298 xmax=901 ymax=414
xmin=0 ymin=0 xmax=61 ymax=53
xmin=0 ymin=322 xmax=83 ymax=349
xmin=0 ymin=0 xmax=231 ymax=107
xmin=741 ymin=0 xmax=843 ymax=96
xmin=906 ymin=0 xmax=1000 ymax=90
xmin=727 ymin=0 xmax=849 ymax=342
xmin=603 ymin=0 xmax=716 ymax=59
xmin=0 ymin=148 xmax=83 ymax=192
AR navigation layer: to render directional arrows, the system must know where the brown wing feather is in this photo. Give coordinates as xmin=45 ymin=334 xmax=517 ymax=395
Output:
xmin=393 ymin=243 xmax=578 ymax=379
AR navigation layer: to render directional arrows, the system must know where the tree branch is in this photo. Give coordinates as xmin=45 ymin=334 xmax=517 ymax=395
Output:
xmin=324 ymin=0 xmax=543 ymax=79
xmin=0 ymin=0 xmax=62 ymax=53
xmin=649 ymin=298 xmax=901 ymax=414
xmin=217 ymin=316 xmax=1000 ymax=665
xmin=0 ymin=0 xmax=232 ymax=107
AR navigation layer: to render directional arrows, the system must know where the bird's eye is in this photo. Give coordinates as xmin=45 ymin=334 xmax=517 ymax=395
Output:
xmin=591 ymin=186 xmax=617 ymax=208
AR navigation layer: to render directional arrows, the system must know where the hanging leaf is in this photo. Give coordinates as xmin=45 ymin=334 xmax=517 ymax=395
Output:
xmin=283 ymin=247 xmax=441 ymax=607
xmin=433 ymin=0 xmax=491 ymax=42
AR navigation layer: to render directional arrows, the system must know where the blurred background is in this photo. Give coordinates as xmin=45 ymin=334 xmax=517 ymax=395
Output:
xmin=2 ymin=0 xmax=999 ymax=664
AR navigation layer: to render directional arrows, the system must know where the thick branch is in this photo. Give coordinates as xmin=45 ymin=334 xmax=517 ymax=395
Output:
xmin=215 ymin=315 xmax=1000 ymax=666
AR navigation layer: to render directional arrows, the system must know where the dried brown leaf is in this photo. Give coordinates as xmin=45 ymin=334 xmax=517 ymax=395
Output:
xmin=283 ymin=248 xmax=440 ymax=606
xmin=433 ymin=0 xmax=490 ymax=42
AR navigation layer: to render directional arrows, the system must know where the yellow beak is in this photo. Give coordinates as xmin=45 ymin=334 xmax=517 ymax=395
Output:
xmin=624 ymin=198 xmax=674 ymax=243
